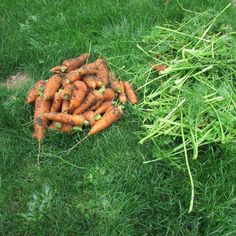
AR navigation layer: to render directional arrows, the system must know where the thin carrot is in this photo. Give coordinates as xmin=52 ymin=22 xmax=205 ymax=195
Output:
xmin=44 ymin=112 xmax=85 ymax=126
xmin=50 ymin=91 xmax=62 ymax=112
xmin=69 ymin=81 xmax=88 ymax=109
xmin=61 ymin=100 xmax=70 ymax=113
xmin=94 ymin=101 xmax=113 ymax=115
xmin=43 ymin=75 xmax=62 ymax=100
xmin=33 ymin=96 xmax=51 ymax=142
xmin=119 ymin=81 xmax=127 ymax=104
xmin=89 ymin=91 xmax=104 ymax=111
xmin=60 ymin=84 xmax=74 ymax=100
xmin=88 ymin=106 xmax=123 ymax=136
xmin=96 ymin=59 xmax=109 ymax=86
xmin=73 ymin=91 xmax=97 ymax=115
xmin=124 ymin=81 xmax=138 ymax=104
xmin=26 ymin=80 xmax=45 ymax=104
xmin=103 ymin=88 xmax=116 ymax=101
xmin=62 ymin=53 xmax=89 ymax=72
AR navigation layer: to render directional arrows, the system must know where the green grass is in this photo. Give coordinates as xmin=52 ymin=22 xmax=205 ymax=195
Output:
xmin=0 ymin=0 xmax=236 ymax=235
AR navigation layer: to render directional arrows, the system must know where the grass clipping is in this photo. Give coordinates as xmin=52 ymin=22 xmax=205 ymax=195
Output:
xmin=138 ymin=5 xmax=236 ymax=211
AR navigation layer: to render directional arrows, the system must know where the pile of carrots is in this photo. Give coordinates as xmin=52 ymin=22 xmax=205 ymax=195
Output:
xmin=26 ymin=53 xmax=138 ymax=147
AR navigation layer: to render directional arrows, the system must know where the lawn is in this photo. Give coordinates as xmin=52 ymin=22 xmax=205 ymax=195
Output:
xmin=0 ymin=0 xmax=236 ymax=235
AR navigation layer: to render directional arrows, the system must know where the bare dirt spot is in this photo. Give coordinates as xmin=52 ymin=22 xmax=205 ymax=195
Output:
xmin=3 ymin=72 xmax=28 ymax=89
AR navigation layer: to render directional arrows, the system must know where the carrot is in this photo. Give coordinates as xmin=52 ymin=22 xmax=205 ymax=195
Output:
xmin=124 ymin=81 xmax=138 ymax=104
xmin=50 ymin=91 xmax=62 ymax=112
xmin=62 ymin=78 xmax=71 ymax=87
xmin=62 ymin=53 xmax=89 ymax=72
xmin=48 ymin=122 xmax=73 ymax=133
xmin=94 ymin=101 xmax=113 ymax=115
xmin=88 ymin=106 xmax=123 ymax=136
xmin=82 ymin=111 xmax=96 ymax=126
xmin=33 ymin=96 xmax=51 ymax=142
xmin=103 ymin=88 xmax=116 ymax=101
xmin=48 ymin=122 xmax=62 ymax=130
xmin=61 ymin=100 xmax=70 ymax=113
xmin=83 ymin=75 xmax=97 ymax=89
xmin=60 ymin=84 xmax=74 ymax=100
xmin=43 ymin=75 xmax=62 ymax=100
xmin=119 ymin=81 xmax=127 ymax=104
xmin=26 ymin=80 xmax=45 ymax=104
xmin=96 ymin=59 xmax=109 ymax=86
xmin=69 ymin=81 xmax=88 ymax=109
xmin=111 ymin=81 xmax=122 ymax=93
xmin=44 ymin=112 xmax=85 ymax=126
xmin=73 ymin=91 xmax=97 ymax=115
xmin=50 ymin=65 xmax=67 ymax=73
xmin=65 ymin=69 xmax=82 ymax=84
xmin=89 ymin=91 xmax=104 ymax=111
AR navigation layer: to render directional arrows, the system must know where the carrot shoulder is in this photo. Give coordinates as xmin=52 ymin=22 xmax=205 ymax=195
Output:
xmin=124 ymin=81 xmax=138 ymax=104
xmin=26 ymin=80 xmax=45 ymax=104
xmin=88 ymin=106 xmax=123 ymax=136
xmin=44 ymin=75 xmax=62 ymax=100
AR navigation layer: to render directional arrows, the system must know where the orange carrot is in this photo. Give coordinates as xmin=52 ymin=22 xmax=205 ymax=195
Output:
xmin=89 ymin=91 xmax=104 ymax=111
xmin=94 ymin=101 xmax=112 ymax=115
xmin=50 ymin=65 xmax=67 ymax=73
xmin=111 ymin=81 xmax=122 ymax=93
xmin=43 ymin=75 xmax=62 ymax=100
xmin=103 ymin=88 xmax=116 ymax=101
xmin=82 ymin=111 xmax=96 ymax=126
xmin=33 ymin=96 xmax=51 ymax=142
xmin=119 ymin=81 xmax=127 ymax=104
xmin=69 ymin=81 xmax=88 ymax=109
xmin=61 ymin=100 xmax=70 ymax=113
xmin=44 ymin=112 xmax=85 ymax=126
xmin=96 ymin=59 xmax=109 ymax=86
xmin=48 ymin=122 xmax=73 ymax=133
xmin=83 ymin=75 xmax=97 ymax=89
xmin=60 ymin=84 xmax=74 ymax=100
xmin=124 ymin=81 xmax=138 ymax=104
xmin=62 ymin=53 xmax=89 ymax=72
xmin=65 ymin=69 xmax=82 ymax=84
xmin=50 ymin=91 xmax=62 ymax=112
xmin=26 ymin=80 xmax=45 ymax=104
xmin=62 ymin=78 xmax=71 ymax=87
xmin=73 ymin=91 xmax=97 ymax=115
xmin=88 ymin=106 xmax=123 ymax=136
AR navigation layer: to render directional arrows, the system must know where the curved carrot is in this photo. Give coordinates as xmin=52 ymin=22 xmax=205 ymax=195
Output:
xmin=103 ymin=88 xmax=116 ymax=101
xmin=33 ymin=96 xmax=51 ymax=142
xmin=88 ymin=106 xmax=123 ymax=136
xmin=44 ymin=112 xmax=85 ymax=126
xmin=50 ymin=65 xmax=67 ymax=73
xmin=50 ymin=91 xmax=62 ymax=112
xmin=62 ymin=53 xmax=89 ymax=72
xmin=69 ymin=81 xmax=88 ymax=109
xmin=43 ymin=75 xmax=62 ymax=100
xmin=119 ymin=81 xmax=127 ymax=104
xmin=26 ymin=80 xmax=45 ymax=104
xmin=60 ymin=84 xmax=74 ymax=100
xmin=95 ymin=59 xmax=109 ymax=86
xmin=94 ymin=101 xmax=112 ymax=115
xmin=89 ymin=91 xmax=104 ymax=111
xmin=73 ymin=91 xmax=97 ymax=115
xmin=124 ymin=81 xmax=138 ymax=104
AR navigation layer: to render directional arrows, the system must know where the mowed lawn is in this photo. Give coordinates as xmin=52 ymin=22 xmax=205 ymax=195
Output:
xmin=0 ymin=0 xmax=236 ymax=235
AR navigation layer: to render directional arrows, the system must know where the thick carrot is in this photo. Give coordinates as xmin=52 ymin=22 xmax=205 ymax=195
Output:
xmin=103 ymin=88 xmax=116 ymax=101
xmin=44 ymin=112 xmax=85 ymax=126
xmin=89 ymin=91 xmax=104 ymax=111
xmin=60 ymin=84 xmax=74 ymax=100
xmin=73 ymin=91 xmax=97 ymax=115
xmin=119 ymin=81 xmax=127 ymax=104
xmin=62 ymin=53 xmax=89 ymax=72
xmin=124 ymin=81 xmax=138 ymax=104
xmin=62 ymin=78 xmax=71 ymax=88
xmin=44 ymin=75 xmax=62 ymax=100
xmin=83 ymin=75 xmax=97 ymax=89
xmin=48 ymin=122 xmax=73 ymax=133
xmin=96 ymin=59 xmax=109 ymax=86
xmin=50 ymin=91 xmax=62 ymax=112
xmin=82 ymin=111 xmax=96 ymax=126
xmin=69 ymin=81 xmax=88 ymax=109
xmin=26 ymin=80 xmax=45 ymax=104
xmin=94 ymin=101 xmax=112 ymax=115
xmin=61 ymin=100 xmax=70 ymax=113
xmin=88 ymin=106 xmax=123 ymax=136
xmin=111 ymin=81 xmax=122 ymax=93
xmin=65 ymin=69 xmax=82 ymax=83
xmin=50 ymin=65 xmax=67 ymax=73
xmin=33 ymin=96 xmax=51 ymax=142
